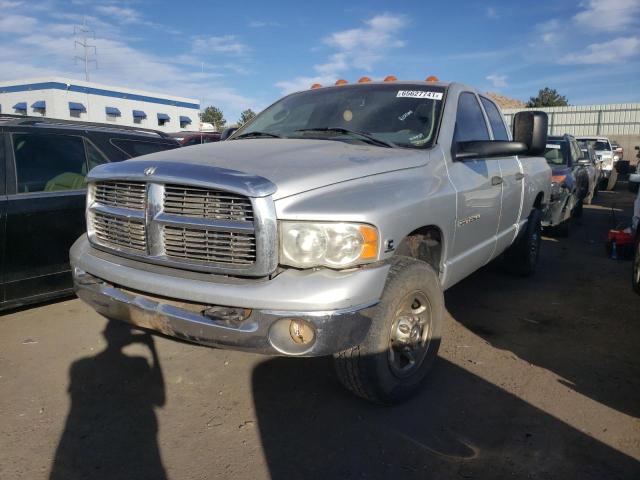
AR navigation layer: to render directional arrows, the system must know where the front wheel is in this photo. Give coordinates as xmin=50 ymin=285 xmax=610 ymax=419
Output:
xmin=333 ymin=257 xmax=444 ymax=404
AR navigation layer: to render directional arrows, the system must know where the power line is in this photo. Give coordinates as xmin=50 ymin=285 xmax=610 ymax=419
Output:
xmin=74 ymin=17 xmax=97 ymax=81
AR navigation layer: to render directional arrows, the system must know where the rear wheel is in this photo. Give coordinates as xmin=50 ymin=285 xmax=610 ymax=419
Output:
xmin=504 ymin=209 xmax=543 ymax=276
xmin=333 ymin=257 xmax=444 ymax=404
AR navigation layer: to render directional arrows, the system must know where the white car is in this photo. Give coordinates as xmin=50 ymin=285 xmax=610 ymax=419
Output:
xmin=577 ymin=137 xmax=617 ymax=190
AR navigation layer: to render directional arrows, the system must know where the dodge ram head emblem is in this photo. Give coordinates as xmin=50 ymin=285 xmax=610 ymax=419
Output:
xmin=144 ymin=166 xmax=157 ymax=176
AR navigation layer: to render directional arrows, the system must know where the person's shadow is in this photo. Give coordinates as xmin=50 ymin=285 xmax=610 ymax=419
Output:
xmin=49 ymin=321 xmax=166 ymax=480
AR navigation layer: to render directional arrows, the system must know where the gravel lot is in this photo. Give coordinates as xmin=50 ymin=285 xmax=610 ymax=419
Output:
xmin=1 ymin=186 xmax=639 ymax=480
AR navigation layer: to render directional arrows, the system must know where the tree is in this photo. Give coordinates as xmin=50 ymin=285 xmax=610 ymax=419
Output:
xmin=526 ymin=87 xmax=569 ymax=107
xmin=200 ymin=106 xmax=226 ymax=131
xmin=238 ymin=109 xmax=256 ymax=126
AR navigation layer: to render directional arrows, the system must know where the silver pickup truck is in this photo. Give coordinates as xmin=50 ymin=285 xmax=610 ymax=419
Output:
xmin=71 ymin=80 xmax=551 ymax=403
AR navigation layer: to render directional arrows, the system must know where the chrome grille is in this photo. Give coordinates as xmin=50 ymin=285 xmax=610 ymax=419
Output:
xmin=94 ymin=181 xmax=146 ymax=210
xmin=87 ymin=178 xmax=275 ymax=275
xmin=163 ymin=184 xmax=254 ymax=221
xmin=90 ymin=210 xmax=146 ymax=253
xmin=163 ymin=226 xmax=256 ymax=265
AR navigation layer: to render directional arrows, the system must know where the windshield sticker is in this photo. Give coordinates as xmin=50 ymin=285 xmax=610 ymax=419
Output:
xmin=397 ymin=90 xmax=443 ymax=100
xmin=398 ymin=110 xmax=413 ymax=121
xmin=546 ymin=144 xmax=561 ymax=149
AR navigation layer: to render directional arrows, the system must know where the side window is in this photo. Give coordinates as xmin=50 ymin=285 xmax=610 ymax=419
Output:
xmin=454 ymin=92 xmax=490 ymax=142
xmin=85 ymin=139 xmax=109 ymax=171
xmin=110 ymin=139 xmax=178 ymax=158
xmin=480 ymin=97 xmax=509 ymax=140
xmin=569 ymin=141 xmax=582 ymax=165
xmin=12 ymin=133 xmax=87 ymax=193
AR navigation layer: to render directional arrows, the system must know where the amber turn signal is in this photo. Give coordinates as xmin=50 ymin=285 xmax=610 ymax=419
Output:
xmin=383 ymin=75 xmax=397 ymax=82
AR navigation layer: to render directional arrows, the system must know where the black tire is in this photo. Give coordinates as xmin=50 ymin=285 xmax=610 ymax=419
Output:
xmin=503 ymin=209 xmax=543 ymax=276
xmin=333 ymin=256 xmax=444 ymax=405
xmin=633 ymin=233 xmax=640 ymax=295
xmin=555 ymin=218 xmax=571 ymax=237
xmin=573 ymin=199 xmax=584 ymax=218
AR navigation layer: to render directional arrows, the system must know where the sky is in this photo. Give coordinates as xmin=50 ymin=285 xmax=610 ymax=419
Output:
xmin=0 ymin=0 xmax=639 ymax=122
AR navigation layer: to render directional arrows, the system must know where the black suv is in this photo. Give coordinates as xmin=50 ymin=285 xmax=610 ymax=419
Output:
xmin=0 ymin=115 xmax=180 ymax=310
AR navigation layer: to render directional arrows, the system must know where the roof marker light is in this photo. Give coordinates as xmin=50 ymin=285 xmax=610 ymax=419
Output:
xmin=383 ymin=75 xmax=397 ymax=82
xmin=335 ymin=79 xmax=348 ymax=85
xmin=358 ymin=76 xmax=371 ymax=83
xmin=310 ymin=83 xmax=322 ymax=89
xmin=426 ymin=75 xmax=439 ymax=82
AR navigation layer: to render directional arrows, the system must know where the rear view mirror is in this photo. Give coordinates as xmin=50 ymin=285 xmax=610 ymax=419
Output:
xmin=512 ymin=111 xmax=548 ymax=156
xmin=455 ymin=140 xmax=527 ymax=160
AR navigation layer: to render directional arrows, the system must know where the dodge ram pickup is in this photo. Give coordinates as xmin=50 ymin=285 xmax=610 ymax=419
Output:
xmin=71 ymin=79 xmax=551 ymax=404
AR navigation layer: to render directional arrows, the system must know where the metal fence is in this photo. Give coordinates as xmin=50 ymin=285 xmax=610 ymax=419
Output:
xmin=502 ymin=103 xmax=640 ymax=136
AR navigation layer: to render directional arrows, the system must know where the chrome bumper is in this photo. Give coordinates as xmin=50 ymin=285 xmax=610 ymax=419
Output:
xmin=73 ymin=268 xmax=375 ymax=357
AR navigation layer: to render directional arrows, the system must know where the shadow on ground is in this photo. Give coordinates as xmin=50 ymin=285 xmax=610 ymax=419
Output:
xmin=446 ymin=189 xmax=640 ymax=418
xmin=251 ymin=356 xmax=638 ymax=480
xmin=49 ymin=321 xmax=166 ymax=480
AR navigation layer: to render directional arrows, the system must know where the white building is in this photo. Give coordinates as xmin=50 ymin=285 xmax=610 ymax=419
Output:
xmin=0 ymin=77 xmax=200 ymax=132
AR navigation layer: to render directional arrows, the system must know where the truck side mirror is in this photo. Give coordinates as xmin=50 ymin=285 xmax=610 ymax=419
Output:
xmin=221 ymin=127 xmax=238 ymax=141
xmin=512 ymin=111 xmax=548 ymax=156
xmin=630 ymin=173 xmax=640 ymax=183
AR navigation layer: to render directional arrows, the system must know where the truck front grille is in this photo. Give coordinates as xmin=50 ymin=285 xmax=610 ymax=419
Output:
xmin=164 ymin=184 xmax=254 ymax=222
xmin=88 ymin=180 xmax=272 ymax=275
xmin=163 ymin=226 xmax=256 ymax=265
xmin=94 ymin=181 xmax=146 ymax=210
xmin=89 ymin=210 xmax=146 ymax=253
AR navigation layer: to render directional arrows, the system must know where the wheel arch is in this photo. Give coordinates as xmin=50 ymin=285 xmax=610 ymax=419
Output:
xmin=394 ymin=225 xmax=444 ymax=277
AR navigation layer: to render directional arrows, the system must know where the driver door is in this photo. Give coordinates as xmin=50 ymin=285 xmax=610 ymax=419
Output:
xmin=3 ymin=131 xmax=88 ymax=303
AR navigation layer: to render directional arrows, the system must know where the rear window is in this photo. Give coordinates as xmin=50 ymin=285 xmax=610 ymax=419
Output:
xmin=544 ymin=141 xmax=569 ymax=166
xmin=110 ymin=139 xmax=178 ymax=158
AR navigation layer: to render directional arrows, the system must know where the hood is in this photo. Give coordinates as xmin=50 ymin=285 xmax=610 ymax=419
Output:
xmin=123 ymin=139 xmax=429 ymax=200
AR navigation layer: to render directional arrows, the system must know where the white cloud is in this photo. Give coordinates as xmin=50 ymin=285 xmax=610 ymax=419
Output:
xmin=248 ymin=20 xmax=280 ymax=28
xmin=192 ymin=35 xmax=248 ymax=55
xmin=486 ymin=74 xmax=508 ymax=88
xmin=0 ymin=1 xmax=23 ymax=8
xmin=95 ymin=5 xmax=142 ymax=24
xmin=560 ymin=36 xmax=640 ymax=64
xmin=573 ymin=0 xmax=640 ymax=32
xmin=276 ymin=13 xmax=407 ymax=94
xmin=0 ymin=4 xmax=255 ymax=120
xmin=486 ymin=7 xmax=499 ymax=19
xmin=0 ymin=13 xmax=37 ymax=33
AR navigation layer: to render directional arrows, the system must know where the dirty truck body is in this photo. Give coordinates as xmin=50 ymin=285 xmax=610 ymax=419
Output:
xmin=71 ymin=81 xmax=550 ymax=402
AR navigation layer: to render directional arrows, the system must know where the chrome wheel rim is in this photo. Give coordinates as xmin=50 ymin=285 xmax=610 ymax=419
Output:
xmin=388 ymin=291 xmax=432 ymax=378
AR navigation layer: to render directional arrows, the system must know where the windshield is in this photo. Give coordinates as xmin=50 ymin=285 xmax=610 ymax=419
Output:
xmin=578 ymin=139 xmax=611 ymax=151
xmin=544 ymin=141 xmax=569 ymax=166
xmin=231 ymin=84 xmax=446 ymax=149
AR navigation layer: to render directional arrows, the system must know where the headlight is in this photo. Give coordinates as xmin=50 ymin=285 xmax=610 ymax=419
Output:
xmin=613 ymin=154 xmax=619 ymax=161
xmin=280 ymin=221 xmax=379 ymax=268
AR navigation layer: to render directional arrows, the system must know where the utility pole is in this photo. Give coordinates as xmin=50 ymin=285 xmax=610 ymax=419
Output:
xmin=74 ymin=18 xmax=97 ymax=81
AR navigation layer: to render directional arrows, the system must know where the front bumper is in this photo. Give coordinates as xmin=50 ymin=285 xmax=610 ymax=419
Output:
xmin=71 ymin=236 xmax=385 ymax=356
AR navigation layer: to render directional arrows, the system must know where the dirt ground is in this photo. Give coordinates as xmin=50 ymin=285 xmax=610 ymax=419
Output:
xmin=1 ymin=184 xmax=639 ymax=480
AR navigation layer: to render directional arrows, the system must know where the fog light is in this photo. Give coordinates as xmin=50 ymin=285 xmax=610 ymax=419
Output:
xmin=289 ymin=318 xmax=315 ymax=345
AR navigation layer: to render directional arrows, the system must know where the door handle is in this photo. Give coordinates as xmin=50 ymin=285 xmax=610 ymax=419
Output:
xmin=491 ymin=176 xmax=503 ymax=186
xmin=515 ymin=172 xmax=525 ymax=181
